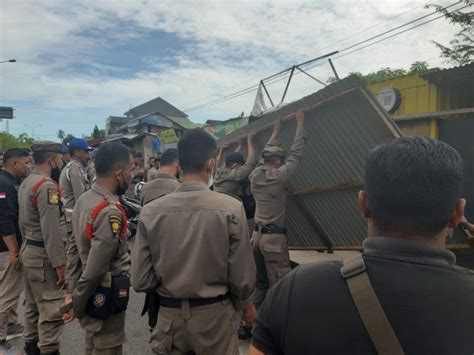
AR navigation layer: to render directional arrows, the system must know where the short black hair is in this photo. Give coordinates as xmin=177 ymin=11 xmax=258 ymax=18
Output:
xmin=365 ymin=136 xmax=463 ymax=237
xmin=69 ymin=147 xmax=84 ymax=156
xmin=178 ymin=129 xmax=217 ymax=173
xmin=225 ymin=152 xmax=245 ymax=167
xmin=160 ymin=149 xmax=178 ymax=167
xmin=4 ymin=148 xmax=30 ymax=164
xmin=95 ymin=142 xmax=131 ymax=177
xmin=33 ymin=151 xmax=55 ymax=164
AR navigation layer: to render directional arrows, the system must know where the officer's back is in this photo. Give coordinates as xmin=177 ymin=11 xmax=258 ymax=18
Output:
xmin=132 ymin=129 xmax=256 ymax=355
xmin=250 ymin=137 xmax=474 ymax=355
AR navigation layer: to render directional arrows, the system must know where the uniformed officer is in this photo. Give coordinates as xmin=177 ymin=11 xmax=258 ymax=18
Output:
xmin=214 ymin=133 xmax=257 ymax=196
xmin=146 ymin=157 xmax=159 ymax=182
xmin=250 ymin=111 xmax=307 ymax=307
xmin=140 ymin=149 xmax=180 ymax=205
xmin=18 ymin=141 xmax=67 ymax=355
xmin=62 ymin=142 xmax=133 ymax=355
xmin=60 ymin=138 xmax=93 ymax=301
xmin=0 ymin=149 xmax=31 ymax=354
xmin=131 ymin=129 xmax=256 ymax=355
xmin=249 ymin=137 xmax=474 ymax=355
xmin=126 ymin=152 xmax=144 ymax=199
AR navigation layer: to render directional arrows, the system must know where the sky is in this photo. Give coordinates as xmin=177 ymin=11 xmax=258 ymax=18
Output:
xmin=0 ymin=0 xmax=465 ymax=141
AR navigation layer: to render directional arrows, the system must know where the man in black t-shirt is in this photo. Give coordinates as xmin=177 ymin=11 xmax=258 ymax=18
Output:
xmin=250 ymin=137 xmax=474 ymax=355
xmin=0 ymin=148 xmax=30 ymax=353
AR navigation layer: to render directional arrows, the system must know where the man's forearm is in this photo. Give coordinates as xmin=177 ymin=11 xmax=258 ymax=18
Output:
xmin=2 ymin=234 xmax=19 ymax=255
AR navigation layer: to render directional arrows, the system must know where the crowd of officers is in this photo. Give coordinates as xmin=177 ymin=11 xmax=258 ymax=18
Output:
xmin=1 ymin=108 xmax=474 ymax=355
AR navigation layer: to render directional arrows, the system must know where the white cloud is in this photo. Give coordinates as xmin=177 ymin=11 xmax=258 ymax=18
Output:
xmin=0 ymin=0 xmax=465 ymax=139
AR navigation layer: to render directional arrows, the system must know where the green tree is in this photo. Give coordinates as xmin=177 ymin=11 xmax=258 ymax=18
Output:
xmin=327 ymin=61 xmax=433 ymax=84
xmin=92 ymin=125 xmax=101 ymax=139
xmin=408 ymin=61 xmax=430 ymax=74
xmin=17 ymin=133 xmax=35 ymax=145
xmin=0 ymin=132 xmax=35 ymax=150
xmin=63 ymin=134 xmax=76 ymax=145
xmin=427 ymin=1 xmax=473 ymax=65
xmin=57 ymin=129 xmax=65 ymax=141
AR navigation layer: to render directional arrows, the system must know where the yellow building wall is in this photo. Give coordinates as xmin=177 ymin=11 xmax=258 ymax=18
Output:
xmin=368 ymin=74 xmax=441 ymax=138
xmin=368 ymin=74 xmax=438 ymax=116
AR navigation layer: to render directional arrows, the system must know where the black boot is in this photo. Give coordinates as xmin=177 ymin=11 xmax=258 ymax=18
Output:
xmin=24 ymin=341 xmax=40 ymax=355
xmin=238 ymin=324 xmax=253 ymax=341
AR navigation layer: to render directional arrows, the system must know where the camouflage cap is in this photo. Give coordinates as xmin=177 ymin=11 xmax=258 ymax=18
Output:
xmin=31 ymin=141 xmax=67 ymax=154
xmin=261 ymin=146 xmax=287 ymax=159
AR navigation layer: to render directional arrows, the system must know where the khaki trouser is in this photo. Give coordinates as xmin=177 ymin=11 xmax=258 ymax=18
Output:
xmin=20 ymin=245 xmax=66 ymax=353
xmin=0 ymin=251 xmax=24 ymax=340
xmin=251 ymin=231 xmax=291 ymax=307
xmin=79 ymin=311 xmax=127 ymax=355
xmin=152 ymin=298 xmax=240 ymax=355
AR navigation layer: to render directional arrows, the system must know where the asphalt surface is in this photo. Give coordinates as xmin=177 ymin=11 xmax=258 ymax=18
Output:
xmin=9 ymin=239 xmax=251 ymax=354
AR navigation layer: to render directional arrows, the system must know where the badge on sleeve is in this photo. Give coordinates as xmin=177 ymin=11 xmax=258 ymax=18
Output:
xmin=109 ymin=215 xmax=122 ymax=236
xmin=47 ymin=189 xmax=59 ymax=205
xmin=0 ymin=192 xmax=6 ymax=199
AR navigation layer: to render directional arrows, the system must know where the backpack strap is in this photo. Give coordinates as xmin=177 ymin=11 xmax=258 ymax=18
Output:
xmin=341 ymin=254 xmax=405 ymax=355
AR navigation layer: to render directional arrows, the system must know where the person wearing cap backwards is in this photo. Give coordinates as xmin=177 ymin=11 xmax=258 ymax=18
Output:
xmin=18 ymin=141 xmax=67 ymax=355
xmin=250 ymin=111 xmax=308 ymax=308
xmin=59 ymin=138 xmax=93 ymax=313
xmin=62 ymin=142 xmax=133 ymax=355
xmin=214 ymin=132 xmax=257 ymax=196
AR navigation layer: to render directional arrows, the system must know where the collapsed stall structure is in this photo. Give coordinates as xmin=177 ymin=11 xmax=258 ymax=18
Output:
xmin=217 ymin=77 xmax=403 ymax=252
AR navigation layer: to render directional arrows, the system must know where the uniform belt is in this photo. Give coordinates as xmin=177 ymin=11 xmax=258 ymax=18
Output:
xmin=160 ymin=294 xmax=229 ymax=309
xmin=25 ymin=239 xmax=45 ymax=248
xmin=255 ymin=224 xmax=287 ymax=235
xmin=65 ymin=208 xmax=74 ymax=213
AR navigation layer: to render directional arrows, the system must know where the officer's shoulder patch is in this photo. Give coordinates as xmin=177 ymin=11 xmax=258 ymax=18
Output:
xmin=216 ymin=191 xmax=241 ymax=202
xmin=47 ymin=188 xmax=59 ymax=205
xmin=109 ymin=214 xmax=122 ymax=236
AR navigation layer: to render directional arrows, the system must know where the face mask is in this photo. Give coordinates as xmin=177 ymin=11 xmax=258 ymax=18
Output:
xmin=116 ymin=172 xmax=129 ymax=196
xmin=50 ymin=158 xmax=64 ymax=183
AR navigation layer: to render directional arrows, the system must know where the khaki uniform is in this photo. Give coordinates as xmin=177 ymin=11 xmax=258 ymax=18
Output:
xmin=140 ymin=173 xmax=180 ymax=205
xmin=18 ymin=171 xmax=66 ymax=353
xmin=147 ymin=167 xmax=159 ymax=182
xmin=131 ymin=182 xmax=256 ymax=355
xmin=249 ymin=126 xmax=307 ymax=306
xmin=59 ymin=159 xmax=89 ymax=293
xmin=213 ymin=154 xmax=258 ymax=196
xmin=72 ymin=184 xmax=131 ymax=355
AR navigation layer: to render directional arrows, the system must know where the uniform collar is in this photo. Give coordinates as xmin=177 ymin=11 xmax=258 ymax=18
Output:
xmin=32 ymin=170 xmax=50 ymax=179
xmin=175 ymin=182 xmax=209 ymax=192
xmin=0 ymin=169 xmax=19 ymax=184
xmin=156 ymin=173 xmax=178 ymax=181
xmin=91 ymin=183 xmax=118 ymax=201
xmin=363 ymin=236 xmax=456 ymax=267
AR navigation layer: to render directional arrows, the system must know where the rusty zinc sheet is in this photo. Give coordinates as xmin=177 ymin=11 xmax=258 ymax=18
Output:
xmin=217 ymin=77 xmax=402 ymax=250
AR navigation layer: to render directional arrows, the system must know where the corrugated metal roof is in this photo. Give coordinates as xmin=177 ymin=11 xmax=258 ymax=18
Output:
xmin=421 ymin=63 xmax=474 ymax=85
xmin=217 ymin=77 xmax=402 ymax=249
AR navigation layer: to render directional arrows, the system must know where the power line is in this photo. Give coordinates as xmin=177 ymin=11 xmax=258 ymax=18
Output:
xmin=185 ymin=1 xmax=467 ymax=113
xmin=334 ymin=2 xmax=472 ymax=60
xmin=183 ymin=2 xmax=431 ymax=111
xmin=339 ymin=1 xmax=462 ymax=53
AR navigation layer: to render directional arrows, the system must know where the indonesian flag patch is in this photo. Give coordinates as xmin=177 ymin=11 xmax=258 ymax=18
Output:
xmin=119 ymin=288 xmax=128 ymax=298
xmin=0 ymin=192 xmax=6 ymax=199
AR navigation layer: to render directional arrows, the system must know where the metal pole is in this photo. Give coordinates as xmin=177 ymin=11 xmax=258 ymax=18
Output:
xmin=295 ymin=67 xmax=327 ymax=87
xmin=6 ymin=120 xmax=9 ymax=134
xmin=260 ymin=81 xmax=275 ymax=107
xmin=328 ymin=58 xmax=340 ymax=81
xmin=281 ymin=66 xmax=296 ymax=103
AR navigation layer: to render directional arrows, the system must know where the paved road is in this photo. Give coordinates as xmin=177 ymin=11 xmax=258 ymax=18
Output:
xmin=10 ymin=240 xmax=250 ymax=354
xmin=10 ymin=289 xmax=250 ymax=354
